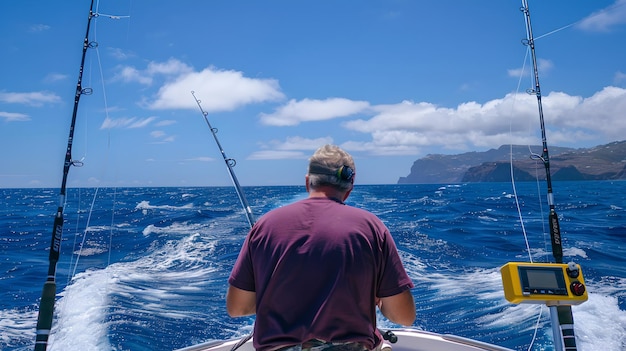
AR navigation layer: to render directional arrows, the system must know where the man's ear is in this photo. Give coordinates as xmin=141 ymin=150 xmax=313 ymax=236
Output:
xmin=305 ymin=174 xmax=310 ymax=192
xmin=342 ymin=186 xmax=353 ymax=201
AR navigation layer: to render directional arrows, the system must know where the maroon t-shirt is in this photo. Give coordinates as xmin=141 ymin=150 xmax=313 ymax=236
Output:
xmin=228 ymin=197 xmax=414 ymax=351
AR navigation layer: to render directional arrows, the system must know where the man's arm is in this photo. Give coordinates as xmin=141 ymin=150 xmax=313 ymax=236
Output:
xmin=378 ymin=290 xmax=415 ymax=326
xmin=226 ymin=285 xmax=256 ymax=317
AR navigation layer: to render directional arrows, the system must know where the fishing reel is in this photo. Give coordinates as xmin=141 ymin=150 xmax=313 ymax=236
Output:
xmin=380 ymin=330 xmax=398 ymax=343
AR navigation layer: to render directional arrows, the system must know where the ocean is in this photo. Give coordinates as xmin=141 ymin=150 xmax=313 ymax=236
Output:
xmin=1 ymin=182 xmax=625 ymax=351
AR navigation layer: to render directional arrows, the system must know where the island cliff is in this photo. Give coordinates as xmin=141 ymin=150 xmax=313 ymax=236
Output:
xmin=398 ymin=140 xmax=626 ymax=184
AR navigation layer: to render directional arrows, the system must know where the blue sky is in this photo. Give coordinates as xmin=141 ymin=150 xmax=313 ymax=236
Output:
xmin=1 ymin=0 xmax=625 ymax=188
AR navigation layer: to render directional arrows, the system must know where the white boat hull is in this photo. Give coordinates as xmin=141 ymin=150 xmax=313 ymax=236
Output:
xmin=176 ymin=328 xmax=515 ymax=351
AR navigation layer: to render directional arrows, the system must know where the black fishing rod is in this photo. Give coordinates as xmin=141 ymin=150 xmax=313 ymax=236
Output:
xmin=520 ymin=1 xmax=578 ymax=351
xmin=191 ymin=91 xmax=256 ymax=351
xmin=34 ymin=1 xmax=96 ymax=350
xmin=191 ymin=91 xmax=256 ymax=228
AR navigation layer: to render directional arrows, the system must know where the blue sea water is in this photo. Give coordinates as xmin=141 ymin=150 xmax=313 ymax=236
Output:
xmin=1 ymin=182 xmax=625 ymax=351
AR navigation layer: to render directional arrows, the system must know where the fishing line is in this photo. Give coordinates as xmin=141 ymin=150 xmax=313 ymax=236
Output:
xmin=533 ymin=0 xmax=626 ymax=41
xmin=63 ymin=0 xmax=99 ymax=282
xmin=520 ymin=6 xmax=552 ymax=263
xmin=507 ymin=43 xmax=545 ymax=351
xmin=532 ymin=158 xmax=551 ymax=260
xmin=67 ymin=190 xmax=84 ymax=286
xmin=107 ymin=189 xmax=117 ymax=268
xmin=512 ymin=5 xmax=552 ymax=349
xmin=68 ymin=1 xmax=127 ymax=276
xmin=516 ymin=46 xmax=550 ymax=263
xmin=70 ymin=188 xmax=101 ymax=276
xmin=525 ymin=305 xmax=544 ymax=351
xmin=95 ymin=0 xmax=132 ymax=21
xmin=507 ymin=40 xmax=535 ymax=263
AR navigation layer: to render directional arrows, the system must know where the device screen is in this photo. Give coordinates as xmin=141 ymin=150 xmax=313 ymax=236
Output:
xmin=519 ymin=266 xmax=567 ymax=295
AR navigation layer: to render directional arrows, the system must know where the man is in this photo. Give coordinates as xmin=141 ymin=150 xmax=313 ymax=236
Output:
xmin=227 ymin=144 xmax=415 ymax=351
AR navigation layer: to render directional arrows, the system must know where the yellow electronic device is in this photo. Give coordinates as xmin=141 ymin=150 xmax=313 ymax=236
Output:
xmin=500 ymin=262 xmax=588 ymax=306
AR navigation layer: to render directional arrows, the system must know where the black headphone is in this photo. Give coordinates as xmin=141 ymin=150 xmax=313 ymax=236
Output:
xmin=336 ymin=165 xmax=354 ymax=181
xmin=309 ymin=164 xmax=355 ymax=182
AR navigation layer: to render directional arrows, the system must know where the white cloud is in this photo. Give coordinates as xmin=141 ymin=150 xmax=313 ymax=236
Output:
xmin=272 ymin=136 xmax=334 ymax=151
xmin=108 ymin=47 xmax=133 ymax=60
xmin=128 ymin=116 xmax=157 ymax=128
xmin=0 ymin=111 xmax=30 ymax=122
xmin=146 ymin=59 xmax=193 ymax=76
xmin=538 ymin=59 xmax=554 ymax=74
xmin=113 ymin=59 xmax=283 ymax=112
xmin=248 ymin=150 xmax=308 ymax=160
xmin=236 ymin=85 xmax=626 ymax=160
xmin=508 ymin=58 xmax=553 ymax=78
xmin=577 ymin=0 xmax=626 ymax=32
xmin=44 ymin=73 xmax=68 ymax=83
xmin=248 ymin=136 xmax=334 ymax=160
xmin=553 ymin=86 xmax=626 ymax=139
xmin=339 ymin=87 xmax=626 ymax=153
xmin=150 ymin=130 xmax=166 ymax=138
xmin=148 ymin=67 xmax=284 ymax=111
xmin=100 ymin=116 xmax=157 ymax=129
xmin=113 ymin=58 xmax=192 ymax=85
xmin=341 ymin=140 xmax=421 ymax=156
xmin=100 ymin=117 xmax=134 ymax=129
xmin=115 ymin=66 xmax=153 ymax=85
xmin=150 ymin=129 xmax=176 ymax=143
xmin=29 ymin=24 xmax=50 ymax=32
xmin=185 ymin=157 xmax=213 ymax=162
xmin=0 ymin=91 xmax=61 ymax=106
xmin=260 ymin=98 xmax=370 ymax=126
xmin=156 ymin=120 xmax=177 ymax=127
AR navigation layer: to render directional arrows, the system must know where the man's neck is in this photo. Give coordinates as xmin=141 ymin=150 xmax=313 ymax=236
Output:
xmin=308 ymin=186 xmax=349 ymax=203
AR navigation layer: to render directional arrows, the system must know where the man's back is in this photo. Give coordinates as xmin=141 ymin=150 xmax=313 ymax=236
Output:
xmin=229 ymin=197 xmax=412 ymax=351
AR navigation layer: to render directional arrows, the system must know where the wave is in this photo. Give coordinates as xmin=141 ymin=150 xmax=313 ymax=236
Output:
xmin=135 ymin=200 xmax=195 ymax=211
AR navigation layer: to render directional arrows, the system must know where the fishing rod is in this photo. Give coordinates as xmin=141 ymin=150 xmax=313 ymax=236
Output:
xmin=520 ymin=1 xmax=579 ymax=350
xmin=34 ymin=1 xmax=96 ymax=350
xmin=191 ymin=91 xmax=256 ymax=228
xmin=191 ymin=91 xmax=256 ymax=351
